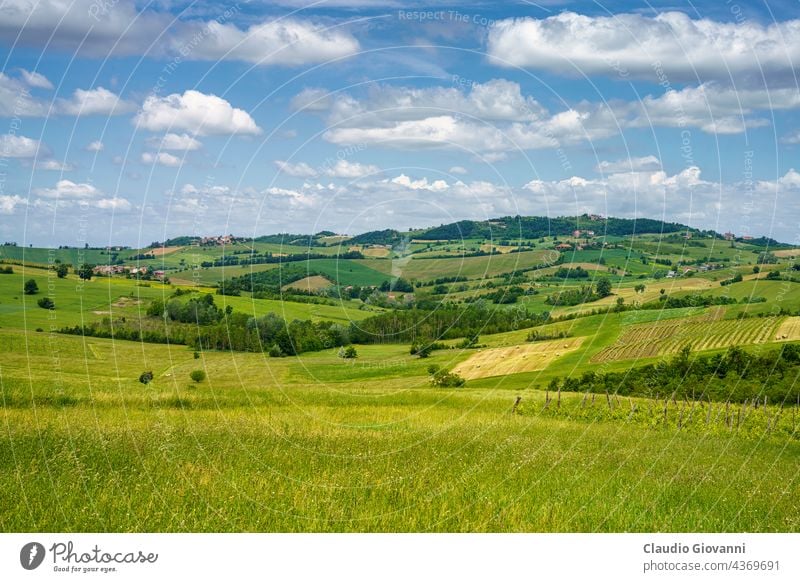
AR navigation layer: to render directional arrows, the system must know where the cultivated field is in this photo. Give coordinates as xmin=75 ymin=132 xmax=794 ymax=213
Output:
xmin=592 ymin=315 xmax=781 ymax=363
xmin=453 ymin=337 xmax=584 ymax=379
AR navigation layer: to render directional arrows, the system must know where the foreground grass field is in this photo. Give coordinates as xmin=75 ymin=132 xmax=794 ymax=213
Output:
xmin=1 ymin=328 xmax=798 ymax=532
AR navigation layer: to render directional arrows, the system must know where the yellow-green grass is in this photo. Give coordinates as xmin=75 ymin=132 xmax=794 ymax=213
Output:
xmin=775 ymin=317 xmax=800 ymax=341
xmin=353 ymin=250 xmax=556 ymax=281
xmin=1 ymin=328 xmax=798 ymax=532
xmin=0 ymin=266 xmax=373 ymax=329
xmin=169 ymin=263 xmax=281 ymax=286
xmin=281 ymin=275 xmax=334 ymax=293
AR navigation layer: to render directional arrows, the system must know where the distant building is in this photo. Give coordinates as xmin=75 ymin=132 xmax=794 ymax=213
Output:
xmin=724 ymin=232 xmax=735 ymax=241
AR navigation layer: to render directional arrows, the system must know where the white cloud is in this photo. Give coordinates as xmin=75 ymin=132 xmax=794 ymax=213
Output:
xmin=0 ymin=194 xmax=25 ymax=214
xmin=596 ymin=155 xmax=661 ymax=173
xmin=95 ymin=197 xmax=132 ymax=211
xmin=186 ymin=19 xmax=360 ymax=66
xmin=57 ymin=87 xmax=135 ymax=116
xmin=323 ymin=159 xmax=380 ymax=178
xmin=149 ymin=133 xmax=202 ymax=151
xmin=390 ymin=174 xmax=449 ymax=192
xmin=33 ymin=159 xmax=74 ymax=171
xmin=134 ymin=90 xmax=261 ymax=136
xmin=487 ymin=12 xmax=800 ymax=82
xmin=0 ymin=0 xmax=360 ymax=67
xmin=275 ymin=160 xmax=318 ymax=178
xmin=141 ymin=152 xmax=182 ymax=167
xmin=449 ymin=166 xmax=468 ymax=175
xmin=290 ymin=88 xmax=333 ymax=112
xmin=37 ymin=179 xmax=101 ymax=199
xmin=781 ymin=131 xmax=800 ymax=145
xmin=19 ymin=69 xmax=52 ymax=89
xmin=0 ymin=73 xmax=49 ymax=116
xmin=323 ymin=79 xmax=546 ymax=126
xmin=86 ymin=140 xmax=104 ymax=152
xmin=0 ymin=134 xmax=45 ymax=158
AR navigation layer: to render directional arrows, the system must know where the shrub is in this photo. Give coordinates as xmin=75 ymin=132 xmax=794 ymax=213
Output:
xmin=430 ymin=369 xmax=466 ymax=388
xmin=0 ymin=265 xmax=13 ymax=274
xmin=189 ymin=370 xmax=206 ymax=383
xmin=37 ymin=297 xmax=55 ymax=309
xmin=338 ymin=345 xmax=358 ymax=359
xmin=139 ymin=371 xmax=154 ymax=385
xmin=24 ymin=279 xmax=38 ymax=295
xmin=268 ymin=344 xmax=284 ymax=358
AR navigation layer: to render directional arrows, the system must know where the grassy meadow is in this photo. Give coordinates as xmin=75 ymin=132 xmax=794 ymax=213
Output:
xmin=2 ymin=222 xmax=800 ymax=532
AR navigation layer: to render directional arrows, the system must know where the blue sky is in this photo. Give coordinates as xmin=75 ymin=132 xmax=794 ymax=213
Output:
xmin=0 ymin=0 xmax=798 ymax=246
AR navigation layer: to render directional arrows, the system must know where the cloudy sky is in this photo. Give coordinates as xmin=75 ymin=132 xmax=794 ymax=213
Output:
xmin=0 ymin=0 xmax=798 ymax=246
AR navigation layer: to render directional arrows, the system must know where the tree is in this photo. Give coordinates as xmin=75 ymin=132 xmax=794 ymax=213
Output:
xmin=615 ymin=297 xmax=625 ymax=312
xmin=190 ymin=370 xmax=206 ymax=383
xmin=77 ymin=263 xmax=94 ymax=281
xmin=595 ymin=278 xmax=612 ymax=297
xmin=37 ymin=297 xmax=54 ymax=309
xmin=634 ymin=283 xmax=646 ymax=293
xmin=752 ymin=265 xmax=760 ymax=274
xmin=56 ymin=263 xmax=69 ymax=278
xmin=24 ymin=279 xmax=38 ymax=295
xmin=139 ymin=371 xmax=154 ymax=385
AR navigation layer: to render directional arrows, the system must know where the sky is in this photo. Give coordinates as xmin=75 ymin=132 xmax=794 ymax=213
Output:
xmin=0 ymin=0 xmax=798 ymax=247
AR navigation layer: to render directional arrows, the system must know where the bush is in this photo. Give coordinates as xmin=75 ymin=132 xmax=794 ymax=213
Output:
xmin=189 ymin=370 xmax=206 ymax=383
xmin=338 ymin=345 xmax=358 ymax=359
xmin=139 ymin=371 xmax=154 ymax=385
xmin=24 ymin=279 xmax=38 ymax=295
xmin=430 ymin=369 xmax=466 ymax=388
xmin=37 ymin=297 xmax=54 ymax=309
xmin=0 ymin=265 xmax=13 ymax=274
xmin=268 ymin=344 xmax=284 ymax=358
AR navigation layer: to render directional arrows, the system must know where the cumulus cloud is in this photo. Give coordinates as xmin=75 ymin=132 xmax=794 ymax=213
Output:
xmin=449 ymin=166 xmax=468 ymax=175
xmin=0 ymin=134 xmax=46 ymax=158
xmin=86 ymin=140 xmax=104 ymax=152
xmin=32 ymin=159 xmax=74 ymax=171
xmin=141 ymin=152 xmax=182 ymax=167
xmin=596 ymin=155 xmax=661 ymax=173
xmin=0 ymin=195 xmax=26 ymax=214
xmin=0 ymin=73 xmax=49 ymax=116
xmin=134 ymin=90 xmax=262 ymax=136
xmin=275 ymin=160 xmax=319 ymax=178
xmin=95 ymin=197 xmax=132 ymax=210
xmin=323 ymin=159 xmax=380 ymax=178
xmin=19 ymin=69 xmax=52 ymax=89
xmin=36 ymin=179 xmax=102 ymax=199
xmin=149 ymin=133 xmax=202 ymax=151
xmin=275 ymin=159 xmax=381 ymax=179
xmin=0 ymin=73 xmax=134 ymax=117
xmin=781 ymin=131 xmax=800 ymax=145
xmin=57 ymin=87 xmax=135 ymax=116
xmin=487 ymin=12 xmax=800 ymax=83
xmin=390 ymin=174 xmax=449 ymax=192
xmin=185 ymin=19 xmax=360 ymax=66
xmin=0 ymin=0 xmax=360 ymax=66
xmin=521 ymin=166 xmax=800 ymax=237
